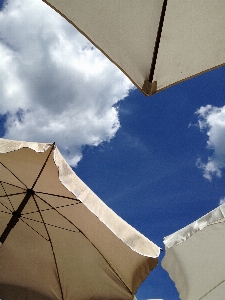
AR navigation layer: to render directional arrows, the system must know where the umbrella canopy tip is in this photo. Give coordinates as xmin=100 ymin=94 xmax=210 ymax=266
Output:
xmin=142 ymin=80 xmax=157 ymax=96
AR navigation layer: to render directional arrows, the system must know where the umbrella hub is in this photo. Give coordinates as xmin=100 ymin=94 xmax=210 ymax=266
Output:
xmin=0 ymin=188 xmax=34 ymax=245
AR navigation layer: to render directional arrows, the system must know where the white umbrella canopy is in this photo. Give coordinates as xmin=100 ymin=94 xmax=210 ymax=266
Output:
xmin=162 ymin=203 xmax=225 ymax=300
xmin=0 ymin=138 xmax=160 ymax=300
xmin=42 ymin=0 xmax=225 ymax=96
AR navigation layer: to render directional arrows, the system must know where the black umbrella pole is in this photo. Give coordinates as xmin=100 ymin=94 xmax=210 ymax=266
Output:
xmin=0 ymin=189 xmax=34 ymax=245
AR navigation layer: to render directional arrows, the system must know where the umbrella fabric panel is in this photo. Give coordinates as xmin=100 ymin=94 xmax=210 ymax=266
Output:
xmin=162 ymin=220 xmax=225 ymax=300
xmin=46 ymin=226 xmax=133 ymax=300
xmin=33 ymin=190 xmax=142 ymax=297
xmin=43 ymin=0 xmax=225 ymax=96
xmin=0 ymin=215 xmax=132 ymax=300
xmin=202 ymin=281 xmax=225 ymax=300
xmin=0 ymin=218 xmax=62 ymax=300
xmin=0 ymin=138 xmax=160 ymax=299
xmin=50 ymin=195 xmax=158 ymax=293
xmin=154 ymin=0 xmax=225 ymax=92
xmin=42 ymin=0 xmax=164 ymax=93
xmin=162 ymin=202 xmax=225 ymax=300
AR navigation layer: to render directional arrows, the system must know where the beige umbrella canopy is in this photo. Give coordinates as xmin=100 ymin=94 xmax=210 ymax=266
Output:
xmin=42 ymin=0 xmax=225 ymax=96
xmin=162 ymin=203 xmax=225 ymax=300
xmin=0 ymin=138 xmax=160 ymax=300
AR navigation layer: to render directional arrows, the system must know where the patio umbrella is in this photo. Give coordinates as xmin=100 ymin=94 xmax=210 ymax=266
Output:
xmin=0 ymin=138 xmax=160 ymax=300
xmin=42 ymin=0 xmax=225 ymax=96
xmin=162 ymin=202 xmax=225 ymax=300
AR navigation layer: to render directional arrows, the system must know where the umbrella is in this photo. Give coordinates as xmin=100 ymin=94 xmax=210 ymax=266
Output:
xmin=162 ymin=202 xmax=225 ymax=300
xmin=0 ymin=138 xmax=160 ymax=300
xmin=42 ymin=0 xmax=225 ymax=96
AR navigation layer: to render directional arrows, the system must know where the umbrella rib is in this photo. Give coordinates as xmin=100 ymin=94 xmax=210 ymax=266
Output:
xmin=35 ymin=193 xmax=81 ymax=232
xmin=200 ymin=279 xmax=225 ymax=299
xmin=35 ymin=194 xmax=132 ymax=294
xmin=31 ymin=143 xmax=55 ymax=190
xmin=21 ymin=215 xmax=80 ymax=233
xmin=0 ymin=180 xmax=26 ymax=210
xmin=22 ymin=202 xmax=80 ymax=215
xmin=0 ymin=181 xmax=24 ymax=210
xmin=0 ymin=181 xmax=14 ymax=210
xmin=0 ymin=180 xmax=26 ymax=190
xmin=33 ymin=194 xmax=65 ymax=300
xmin=0 ymin=162 xmax=27 ymax=188
xmin=19 ymin=217 xmax=49 ymax=242
xmin=148 ymin=0 xmax=168 ymax=83
xmin=0 ymin=192 xmax=26 ymax=198
xmin=0 ymin=209 xmax=12 ymax=214
xmin=36 ymin=191 xmax=80 ymax=202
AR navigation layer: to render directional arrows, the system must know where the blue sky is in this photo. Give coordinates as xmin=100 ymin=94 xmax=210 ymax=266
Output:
xmin=1 ymin=1 xmax=225 ymax=299
xmin=76 ymin=68 xmax=225 ymax=299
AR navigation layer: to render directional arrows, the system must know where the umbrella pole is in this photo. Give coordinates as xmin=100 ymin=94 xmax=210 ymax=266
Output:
xmin=148 ymin=0 xmax=168 ymax=83
xmin=0 ymin=189 xmax=34 ymax=245
xmin=143 ymin=0 xmax=168 ymax=95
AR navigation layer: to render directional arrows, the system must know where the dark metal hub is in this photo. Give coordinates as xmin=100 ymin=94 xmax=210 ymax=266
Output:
xmin=0 ymin=188 xmax=34 ymax=244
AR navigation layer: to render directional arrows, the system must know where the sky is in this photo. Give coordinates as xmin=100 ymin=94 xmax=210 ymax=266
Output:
xmin=1 ymin=0 xmax=225 ymax=299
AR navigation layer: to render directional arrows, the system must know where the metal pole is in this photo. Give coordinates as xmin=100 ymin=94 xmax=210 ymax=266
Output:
xmin=0 ymin=189 xmax=34 ymax=244
xmin=149 ymin=0 xmax=168 ymax=83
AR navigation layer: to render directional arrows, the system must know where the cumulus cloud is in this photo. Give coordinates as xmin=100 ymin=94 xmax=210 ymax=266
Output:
xmin=0 ymin=0 xmax=133 ymax=165
xmin=195 ymin=105 xmax=225 ymax=180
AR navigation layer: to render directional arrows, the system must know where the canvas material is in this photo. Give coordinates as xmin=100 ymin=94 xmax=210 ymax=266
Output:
xmin=154 ymin=1 xmax=225 ymax=92
xmin=162 ymin=220 xmax=225 ymax=300
xmin=162 ymin=202 xmax=225 ymax=299
xmin=0 ymin=138 xmax=160 ymax=299
xmin=42 ymin=0 xmax=164 ymax=94
xmin=43 ymin=0 xmax=225 ymax=95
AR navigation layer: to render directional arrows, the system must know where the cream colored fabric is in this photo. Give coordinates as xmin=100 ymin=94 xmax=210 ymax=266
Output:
xmin=42 ymin=0 xmax=225 ymax=95
xmin=0 ymin=138 xmax=160 ymax=300
xmin=162 ymin=204 xmax=225 ymax=300
xmin=42 ymin=0 xmax=164 ymax=94
xmin=154 ymin=1 xmax=225 ymax=92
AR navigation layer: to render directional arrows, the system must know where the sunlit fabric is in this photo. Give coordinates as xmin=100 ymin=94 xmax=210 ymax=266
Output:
xmin=162 ymin=203 xmax=225 ymax=300
xmin=42 ymin=0 xmax=225 ymax=96
xmin=0 ymin=138 xmax=160 ymax=300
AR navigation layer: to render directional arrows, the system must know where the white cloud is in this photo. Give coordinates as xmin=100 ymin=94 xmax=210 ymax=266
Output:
xmin=0 ymin=0 xmax=133 ymax=166
xmin=195 ymin=105 xmax=225 ymax=180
